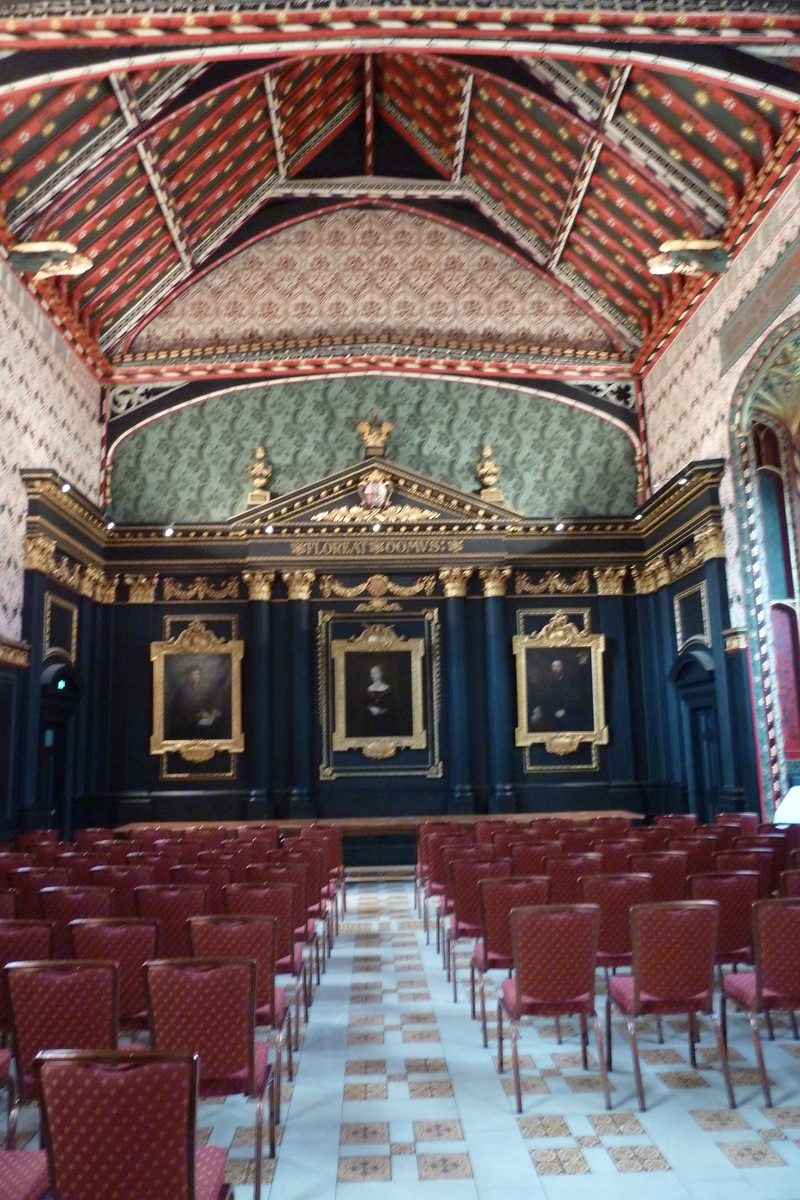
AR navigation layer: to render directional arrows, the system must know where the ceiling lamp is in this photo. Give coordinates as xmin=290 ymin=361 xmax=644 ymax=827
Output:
xmin=647 ymin=238 xmax=729 ymax=277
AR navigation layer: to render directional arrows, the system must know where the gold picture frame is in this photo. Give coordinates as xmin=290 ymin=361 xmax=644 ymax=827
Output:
xmin=673 ymin=580 xmax=710 ymax=651
xmin=43 ymin=592 xmax=78 ymax=664
xmin=150 ymin=618 xmax=244 ymax=763
xmin=331 ymin=623 xmax=427 ymax=760
xmin=513 ymin=610 xmax=609 ymax=756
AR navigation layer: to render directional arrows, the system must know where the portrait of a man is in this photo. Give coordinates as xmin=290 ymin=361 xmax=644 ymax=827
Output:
xmin=527 ymin=649 xmax=594 ymax=733
xmin=344 ymin=652 xmax=413 ymax=740
xmin=163 ymin=653 xmax=233 ymax=741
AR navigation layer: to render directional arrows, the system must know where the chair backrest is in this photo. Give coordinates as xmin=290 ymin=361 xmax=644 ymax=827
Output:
xmin=546 ymin=853 xmax=603 ymax=903
xmin=780 ymin=869 xmax=800 ymax=897
xmin=6 ymin=960 xmax=118 ymax=1101
xmin=510 ymin=843 xmax=553 ymax=876
xmin=37 ymin=1048 xmax=202 ymax=1200
xmin=16 ymin=830 xmax=58 ymax=851
xmin=655 ymin=814 xmax=698 ymax=835
xmin=627 ymin=851 xmax=688 ymax=901
xmin=224 ymin=882 xmax=297 ymax=968
xmin=7 ymin=867 xmax=72 ymax=918
xmin=626 ymin=826 xmax=671 ymax=850
xmin=70 ymin=919 xmax=159 ymax=1023
xmin=189 ymin=915 xmax=277 ymax=1016
xmin=716 ymin=812 xmax=759 ymax=836
xmin=238 ymin=826 xmax=280 ymax=851
xmin=279 ymin=844 xmax=325 ymax=908
xmin=588 ymin=817 xmax=633 ymax=838
xmin=713 ymin=849 xmax=773 ymax=897
xmin=477 ymin=877 xmax=550 ymax=967
xmin=0 ymin=888 xmax=17 ymax=918
xmin=687 ymin=871 xmax=760 ymax=961
xmin=134 ymin=885 xmax=208 ymax=958
xmin=250 ymin=861 xmax=309 ymax=919
xmin=735 ymin=834 xmax=786 ymax=887
xmin=40 ymin=886 xmax=114 ymax=957
xmin=427 ymin=836 xmax=475 ymax=892
xmin=182 ymin=827 xmax=227 ymax=851
xmin=590 ymin=840 xmax=636 ymax=874
xmin=667 ymin=837 xmax=718 ymax=875
xmin=89 ymin=865 xmax=155 ymax=917
xmin=752 ymin=897 xmax=800 ymax=1002
xmin=145 ymin=958 xmax=256 ymax=1089
xmin=72 ymin=829 xmax=115 ymax=847
xmin=630 ymin=901 xmax=717 ymax=1014
xmin=578 ymin=873 xmax=653 ymax=961
xmin=510 ymin=904 xmax=599 ymax=1009
xmin=704 ymin=822 xmax=739 ymax=849
xmin=0 ymin=919 xmax=53 ymax=1030
xmin=449 ymin=859 xmax=510 ymax=935
xmin=558 ymin=830 xmax=595 ymax=854
xmin=168 ymin=866 xmax=231 ymax=914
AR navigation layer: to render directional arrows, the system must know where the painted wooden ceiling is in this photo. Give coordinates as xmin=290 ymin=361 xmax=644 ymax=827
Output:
xmin=0 ymin=4 xmax=799 ymax=381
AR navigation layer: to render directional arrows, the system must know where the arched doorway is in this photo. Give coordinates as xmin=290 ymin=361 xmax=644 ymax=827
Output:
xmin=669 ymin=646 xmax=722 ymax=825
xmin=38 ymin=658 xmax=82 ymax=840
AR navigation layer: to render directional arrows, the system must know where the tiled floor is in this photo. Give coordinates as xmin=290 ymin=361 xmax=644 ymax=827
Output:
xmin=7 ymin=881 xmax=800 ymax=1198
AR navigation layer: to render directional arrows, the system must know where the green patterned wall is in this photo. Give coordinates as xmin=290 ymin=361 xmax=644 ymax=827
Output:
xmin=110 ymin=376 xmax=638 ymax=523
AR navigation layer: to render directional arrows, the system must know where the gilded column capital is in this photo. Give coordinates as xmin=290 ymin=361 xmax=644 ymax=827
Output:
xmin=0 ymin=634 xmax=29 ymax=669
xmin=724 ymin=628 xmax=749 ymax=652
xmin=479 ymin=566 xmax=511 ymax=598
xmin=124 ymin=574 xmax=158 ymax=604
xmin=283 ymin=570 xmax=315 ymax=601
xmin=243 ymin=571 xmax=276 ymax=601
xmin=82 ymin=565 xmax=119 ymax=604
xmin=593 ymin=566 xmax=627 ymax=596
xmin=439 ymin=568 xmax=473 ymax=598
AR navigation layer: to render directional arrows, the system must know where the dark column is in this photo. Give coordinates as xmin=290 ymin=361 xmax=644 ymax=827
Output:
xmin=243 ymin=571 xmax=275 ymax=819
xmin=721 ymin=628 xmax=760 ymax=813
xmin=480 ymin=567 xmax=515 ymax=813
xmin=439 ymin=568 xmax=475 ymax=815
xmin=595 ymin=568 xmax=637 ymax=808
xmin=283 ymin=570 xmax=315 ymax=819
xmin=19 ymin=566 xmax=46 ymax=826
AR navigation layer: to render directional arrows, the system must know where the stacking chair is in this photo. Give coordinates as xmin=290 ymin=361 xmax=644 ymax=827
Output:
xmin=589 ymin=817 xmax=633 ymax=838
xmin=655 ymin=814 xmax=698 ymax=836
xmin=722 ymin=897 xmax=800 ymax=1106
xmin=470 ymin=876 xmax=550 ymax=1048
xmin=578 ymin=873 xmax=653 ymax=986
xmin=734 ymin=834 xmax=786 ymax=892
xmin=6 ymin=868 xmax=71 ymax=919
xmin=592 ymin=840 xmax=639 ymax=874
xmin=667 ymin=837 xmax=718 ymax=874
xmin=0 ymin=890 xmax=16 ymax=919
xmin=546 ymin=853 xmax=603 ymax=903
xmin=445 ymin=858 xmax=510 ymax=998
xmin=15 ymin=832 xmax=57 ymax=853
xmin=714 ymin=849 xmax=773 ymax=897
xmin=606 ymin=901 xmax=734 ymax=1111
xmin=5 ymin=961 xmax=118 ymax=1139
xmin=35 ymin=1049 xmax=229 ymax=1200
xmin=0 ymin=1148 xmax=49 ymax=1199
xmin=510 ymin=843 xmax=553 ymax=877
xmin=626 ymin=826 xmax=671 ymax=850
xmin=302 ymin=824 xmax=346 ymax=917
xmin=225 ymin=882 xmax=308 ymax=1039
xmin=69 ymin=918 xmax=159 ymax=1037
xmin=250 ymin=862 xmax=320 ymax=988
xmin=72 ymin=828 xmax=115 ymax=848
xmin=145 ymin=958 xmax=275 ymax=1197
xmin=278 ymin=843 xmax=333 ymax=958
xmin=40 ymin=886 xmax=113 ymax=958
xmin=559 ymin=829 xmax=595 ymax=854
xmin=0 ymin=921 xmax=53 ymax=1049
xmin=627 ymin=850 xmax=688 ymax=902
xmin=170 ymin=866 xmax=231 ymax=915
xmin=89 ymin=864 xmax=154 ymax=917
xmin=780 ymin=869 xmax=800 ymax=897
xmin=422 ymin=834 xmax=473 ymax=944
xmin=189 ymin=914 xmax=291 ymax=1122
xmin=126 ymin=852 xmax=180 ymax=886
xmin=134 ymin=885 xmax=208 ymax=958
xmin=497 ymin=905 xmax=610 ymax=1113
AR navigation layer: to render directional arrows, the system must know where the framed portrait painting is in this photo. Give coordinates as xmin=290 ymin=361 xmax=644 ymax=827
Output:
xmin=150 ymin=618 xmax=244 ymax=763
xmin=513 ymin=610 xmax=608 ymax=757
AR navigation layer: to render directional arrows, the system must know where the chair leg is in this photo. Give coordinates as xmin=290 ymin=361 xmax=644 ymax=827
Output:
xmin=273 ymin=1037 xmax=283 ymax=1127
xmin=302 ymin=964 xmax=310 ymax=1024
xmin=656 ymin=1015 xmax=664 ymax=1044
xmin=423 ymin=895 xmax=430 ymax=943
xmin=605 ymin=995 xmax=613 ymax=1071
xmin=790 ymin=1010 xmax=799 ymax=1040
xmin=721 ymin=991 xmax=728 ymax=1045
xmin=469 ymin=962 xmax=476 ymax=1020
xmin=626 ymin=1015 xmax=646 ymax=1111
xmin=452 ymin=943 xmax=459 ymax=1003
xmin=480 ymin=976 xmax=488 ymax=1049
xmin=510 ymin=1017 xmax=522 ymax=1114
xmin=579 ymin=1012 xmax=589 ymax=1070
xmin=592 ymin=1011 xmax=612 ymax=1111
xmin=709 ymin=1009 xmax=735 ymax=1109
xmin=688 ymin=1013 xmax=697 ymax=1068
xmin=286 ymin=1017 xmax=294 ymax=1082
xmin=765 ymin=1010 xmax=775 ymax=1041
xmin=2 ymin=1072 xmax=18 ymax=1150
xmin=748 ymin=1010 xmax=772 ymax=1107
xmin=555 ymin=1016 xmax=562 ymax=1044
xmin=497 ymin=1001 xmax=504 ymax=1074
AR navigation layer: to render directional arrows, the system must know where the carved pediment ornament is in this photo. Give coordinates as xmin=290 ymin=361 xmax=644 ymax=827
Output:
xmin=632 ymin=522 xmax=725 ymax=594
xmin=169 ymin=619 xmax=229 ymax=653
xmin=515 ymin=570 xmax=590 ymax=596
xmin=529 ymin=610 xmax=585 ymax=647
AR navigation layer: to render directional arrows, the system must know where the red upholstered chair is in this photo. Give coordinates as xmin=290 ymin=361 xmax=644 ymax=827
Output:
xmin=578 ymin=873 xmax=653 ymax=984
xmin=422 ymin=835 xmax=474 ymax=944
xmin=15 ymin=832 xmax=57 ymax=852
xmin=667 ymin=837 xmax=719 ymax=875
xmin=238 ymin=825 xmax=280 ymax=849
xmin=0 ymin=1149 xmax=49 ymax=1200
xmin=589 ymin=817 xmax=633 ymax=838
xmin=510 ymin=843 xmax=553 ymax=877
xmin=497 ymin=905 xmax=610 ymax=1113
xmin=591 ymin=840 xmax=639 ymax=874
xmin=735 ymin=834 xmax=786 ymax=891
xmin=714 ymin=849 xmax=773 ymax=898
xmin=475 ymin=820 xmax=512 ymax=844
xmin=0 ymin=890 xmax=17 ymax=919
xmin=716 ymin=812 xmax=759 ymax=836
xmin=183 ymin=827 xmax=228 ymax=851
xmin=145 ymin=958 xmax=275 ymax=1196
xmin=69 ymin=919 xmax=159 ymax=1037
xmin=189 ymin=914 xmax=291 ymax=1121
xmin=126 ymin=852 xmax=180 ymax=886
xmin=89 ymin=865 xmax=154 ymax=917
xmin=1 ymin=1046 xmax=16 ymax=1149
xmin=722 ymin=898 xmax=800 ymax=1106
xmin=35 ymin=1049 xmax=229 ymax=1200
xmin=445 ymin=859 xmax=510 ymax=998
xmin=471 ymin=877 xmax=550 ymax=1048
xmin=72 ymin=828 xmax=115 ymax=847
xmin=0 ymin=921 xmax=53 ymax=1050
xmin=780 ymin=869 xmax=800 ymax=897
xmin=169 ymin=866 xmax=231 ymax=915
xmin=546 ymin=853 xmax=603 ymax=903
xmin=249 ymin=862 xmax=320 ymax=990
xmin=626 ymin=826 xmax=671 ymax=850
xmin=6 ymin=869 xmax=71 ymax=919
xmin=655 ymin=814 xmax=698 ymax=835
xmin=277 ymin=842 xmax=333 ymax=958
xmin=5 ymin=960 xmax=118 ymax=1138
xmin=39 ymin=886 xmax=113 ymax=958
xmin=134 ymin=885 xmax=208 ymax=958
xmin=627 ymin=850 xmax=688 ymax=901
xmin=606 ymin=901 xmax=734 ymax=1111
xmin=559 ymin=830 xmax=595 ymax=854
xmin=225 ymin=882 xmax=308 ymax=1040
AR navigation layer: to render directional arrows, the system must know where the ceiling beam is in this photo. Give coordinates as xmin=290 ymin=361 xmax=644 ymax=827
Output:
xmin=363 ymin=54 xmax=375 ymax=176
xmin=108 ymin=71 xmax=193 ymax=271
xmin=452 ymin=72 xmax=473 ymax=183
xmin=264 ymin=71 xmax=287 ymax=182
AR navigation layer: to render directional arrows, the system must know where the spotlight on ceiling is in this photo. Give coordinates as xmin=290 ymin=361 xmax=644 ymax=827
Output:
xmin=634 ymin=513 xmax=643 ymax=522
xmin=106 ymin=519 xmax=115 ymax=530
xmin=265 ymin=524 xmax=274 ymax=534
xmin=678 ymin=477 xmax=688 ymax=487
xmin=60 ymin=481 xmax=71 ymax=493
xmin=164 ymin=526 xmax=174 ymax=537
xmin=475 ymin=523 xmax=484 ymax=531
xmin=555 ymin=522 xmax=565 ymax=532
xmin=372 ymin=522 xmax=381 ymax=532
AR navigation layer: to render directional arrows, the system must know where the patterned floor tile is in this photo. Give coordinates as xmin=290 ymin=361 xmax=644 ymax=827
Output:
xmin=409 ymin=1080 xmax=454 ymax=1098
xmin=231 ymin=1125 xmax=283 ymax=1148
xmin=348 ymin=1031 xmax=385 ymax=1045
xmin=417 ymin=1153 xmax=473 ymax=1179
xmin=576 ymin=1135 xmax=602 ymax=1147
xmin=340 ymin=1122 xmax=390 ymax=1144
xmin=729 ymin=1068 xmax=772 ymax=1086
xmin=718 ymin=1142 xmax=787 ymax=1168
xmin=337 ymin=1156 xmax=392 ymax=1182
xmin=690 ymin=1109 xmax=750 ymax=1132
xmin=402 ymin=1028 xmax=440 ymax=1042
xmin=698 ymin=1044 xmax=745 ymax=1064
xmin=401 ymin=1012 xmax=436 ymax=1025
xmin=781 ymin=1043 xmax=800 ymax=1058
xmin=501 ymin=1076 xmax=549 ymax=1095
xmin=589 ymin=1113 xmax=644 ymax=1136
xmin=531 ymin=1148 xmax=590 ymax=1175
xmin=413 ymin=1120 xmax=464 ymax=1142
xmin=760 ymin=1128 xmax=788 ymax=1140
xmin=608 ymin=1146 xmax=671 ymax=1172
xmin=344 ymin=1082 xmax=389 ymax=1101
xmin=405 ymin=1057 xmax=447 ymax=1074
xmin=761 ymin=1106 xmax=800 ymax=1127
xmin=224 ymin=1158 xmax=276 ymax=1185
xmin=553 ymin=1051 xmax=596 ymax=1068
xmin=494 ymin=1054 xmax=536 ymax=1070
xmin=518 ymin=1116 xmax=571 ymax=1138
xmin=656 ymin=1070 xmax=709 ymax=1089
xmin=391 ymin=1143 xmax=415 ymax=1155
xmin=639 ymin=1048 xmax=685 ymax=1065
xmin=349 ymin=1014 xmax=383 ymax=1027
xmin=387 ymin=1072 xmax=407 ymax=1082
xmin=346 ymin=1058 xmax=387 ymax=1075
xmin=536 ymin=1022 xmax=576 ymax=1040
xmin=196 ymin=1127 xmax=212 ymax=1146
xmin=539 ymin=1067 xmax=560 ymax=1078
xmin=564 ymin=1074 xmax=613 ymax=1093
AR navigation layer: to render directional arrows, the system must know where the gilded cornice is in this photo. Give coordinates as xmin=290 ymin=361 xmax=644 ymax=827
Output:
xmin=631 ymin=522 xmax=725 ymax=594
xmin=515 ymin=570 xmax=590 ymax=596
xmin=283 ymin=570 xmax=315 ymax=601
xmin=22 ymin=471 xmax=107 ymax=539
xmin=479 ymin=566 xmax=511 ymax=598
xmin=24 ymin=534 xmax=118 ymax=603
xmin=593 ymin=567 xmax=627 ymax=596
xmin=124 ymin=574 xmax=159 ymax=604
xmin=439 ymin=568 xmax=473 ymax=598
xmin=0 ymin=635 xmax=29 ymax=669
xmin=243 ymin=571 xmax=276 ymax=601
xmin=162 ymin=576 xmax=240 ymax=602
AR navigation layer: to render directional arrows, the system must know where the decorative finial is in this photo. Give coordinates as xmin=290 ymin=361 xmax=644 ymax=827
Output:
xmin=356 ymin=411 xmax=393 ymax=458
xmin=8 ymin=240 xmax=92 ymax=282
xmin=647 ymin=238 xmax=728 ymax=277
xmin=247 ymin=444 xmax=273 ymax=507
xmin=476 ymin=443 xmax=503 ymax=503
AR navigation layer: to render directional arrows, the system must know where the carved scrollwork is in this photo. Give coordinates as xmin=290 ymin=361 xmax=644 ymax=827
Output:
xmin=125 ymin=574 xmax=159 ymax=604
xmin=515 ymin=570 xmax=591 ymax=596
xmin=162 ymin=576 xmax=240 ymax=602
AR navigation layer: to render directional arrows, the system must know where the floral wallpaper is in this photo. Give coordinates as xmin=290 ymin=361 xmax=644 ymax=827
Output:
xmin=109 ymin=375 xmax=637 ymax=524
xmin=130 ymin=207 xmax=614 ymax=355
xmin=0 ymin=261 xmax=101 ymax=639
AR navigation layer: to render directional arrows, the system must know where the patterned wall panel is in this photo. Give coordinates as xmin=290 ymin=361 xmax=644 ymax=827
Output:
xmin=110 ymin=375 xmax=637 ymax=524
xmin=130 ymin=207 xmax=614 ymax=355
xmin=642 ymin=169 xmax=800 ymax=628
xmin=0 ymin=262 xmax=101 ymax=640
